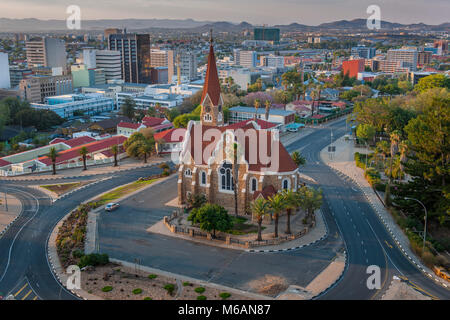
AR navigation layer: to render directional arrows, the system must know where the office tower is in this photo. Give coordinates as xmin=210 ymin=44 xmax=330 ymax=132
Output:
xmin=19 ymin=75 xmax=73 ymax=103
xmin=150 ymin=67 xmax=169 ymax=84
xmin=177 ymin=51 xmax=198 ymax=81
xmin=95 ymin=50 xmax=122 ymax=81
xmin=0 ymin=52 xmax=11 ymax=89
xmin=108 ymin=32 xmax=151 ymax=83
xmin=417 ymin=51 xmax=432 ymax=66
xmin=26 ymin=37 xmax=67 ymax=69
xmin=351 ymin=46 xmax=376 ymax=59
xmin=342 ymin=59 xmax=365 ymax=78
xmin=254 ymin=27 xmax=280 ymax=43
xmin=433 ymin=40 xmax=448 ymax=55
xmin=260 ymin=55 xmax=285 ymax=68
xmin=9 ymin=67 xmax=33 ymax=87
xmin=234 ymin=49 xmax=257 ymax=68
xmin=71 ymin=65 xmax=106 ymax=88
xmin=150 ymin=49 xmax=174 ymax=83
xmin=83 ymin=48 xmax=97 ymax=69
xmin=387 ymin=49 xmax=418 ymax=71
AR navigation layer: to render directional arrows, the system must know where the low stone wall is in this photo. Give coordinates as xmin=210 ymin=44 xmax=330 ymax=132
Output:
xmin=163 ymin=210 xmax=316 ymax=249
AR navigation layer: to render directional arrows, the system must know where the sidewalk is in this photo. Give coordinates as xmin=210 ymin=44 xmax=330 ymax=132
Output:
xmin=2 ymin=156 xmax=171 ymax=181
xmin=0 ymin=192 xmax=22 ymax=236
xmin=320 ymin=136 xmax=449 ymax=288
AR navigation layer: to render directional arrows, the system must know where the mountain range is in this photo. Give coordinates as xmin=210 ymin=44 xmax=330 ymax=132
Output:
xmin=0 ymin=17 xmax=448 ymax=33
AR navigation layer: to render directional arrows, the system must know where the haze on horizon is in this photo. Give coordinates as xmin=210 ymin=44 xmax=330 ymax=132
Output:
xmin=0 ymin=0 xmax=448 ymax=26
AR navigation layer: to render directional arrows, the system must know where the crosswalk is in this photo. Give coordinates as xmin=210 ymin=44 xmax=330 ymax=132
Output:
xmin=9 ymin=278 xmax=40 ymax=300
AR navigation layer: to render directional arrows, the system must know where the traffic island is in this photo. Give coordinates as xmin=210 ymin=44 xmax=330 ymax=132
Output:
xmin=0 ymin=192 xmax=22 ymax=236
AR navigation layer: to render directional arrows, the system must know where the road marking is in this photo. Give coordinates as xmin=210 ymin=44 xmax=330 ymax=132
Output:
xmin=33 ymin=296 xmax=38 ymax=300
xmin=14 ymin=283 xmax=28 ymax=297
xmin=22 ymin=290 xmax=32 ymax=300
xmin=385 ymin=240 xmax=393 ymax=249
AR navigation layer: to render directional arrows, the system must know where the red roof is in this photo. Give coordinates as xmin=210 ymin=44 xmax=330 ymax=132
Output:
xmin=118 ymin=122 xmax=143 ymax=130
xmin=100 ymin=146 xmax=125 ymax=158
xmin=151 ymin=123 xmax=173 ymax=132
xmin=224 ymin=119 xmax=277 ymax=130
xmin=311 ymin=114 xmax=326 ymax=119
xmin=0 ymin=158 xmax=11 ymax=167
xmin=253 ymin=185 xmax=276 ymax=200
xmin=183 ymin=122 xmax=297 ymax=173
xmin=50 ymin=138 xmax=66 ymax=145
xmin=64 ymin=136 xmax=96 ymax=148
xmin=154 ymin=128 xmax=185 ymax=143
xmin=142 ymin=116 xmax=165 ymax=127
xmin=38 ymin=136 xmax=127 ymax=166
xmin=201 ymin=42 xmax=221 ymax=106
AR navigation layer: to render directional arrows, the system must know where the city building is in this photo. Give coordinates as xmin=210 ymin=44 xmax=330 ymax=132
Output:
xmin=0 ymin=52 xmax=11 ymax=89
xmin=228 ymin=106 xmax=295 ymax=127
xmin=387 ymin=49 xmax=418 ymax=71
xmin=377 ymin=60 xmax=409 ymax=74
xmin=71 ymin=65 xmax=106 ymax=88
xmin=150 ymin=67 xmax=169 ymax=84
xmin=234 ymin=49 xmax=258 ymax=68
xmin=116 ymin=92 xmax=182 ymax=110
xmin=151 ymin=49 xmax=175 ymax=83
xmin=260 ymin=55 xmax=285 ymax=68
xmin=92 ymin=50 xmax=122 ymax=81
xmin=342 ymin=59 xmax=365 ymax=78
xmin=434 ymin=40 xmax=448 ymax=55
xmin=351 ymin=46 xmax=376 ymax=59
xmin=178 ymin=51 xmax=198 ymax=81
xmin=31 ymin=93 xmax=114 ymax=119
xmin=19 ymin=75 xmax=73 ymax=103
xmin=26 ymin=37 xmax=67 ymax=69
xmin=9 ymin=67 xmax=33 ymax=87
xmin=409 ymin=71 xmax=437 ymax=86
xmin=417 ymin=50 xmax=432 ymax=66
xmin=254 ymin=27 xmax=280 ymax=43
xmin=108 ymin=31 xmax=151 ymax=83
xmin=177 ymin=35 xmax=299 ymax=214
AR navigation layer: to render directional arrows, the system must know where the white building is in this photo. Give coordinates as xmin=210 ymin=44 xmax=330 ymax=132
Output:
xmin=177 ymin=51 xmax=198 ymax=81
xmin=234 ymin=49 xmax=257 ymax=68
xmin=260 ymin=54 xmax=285 ymax=68
xmin=387 ymin=49 xmax=418 ymax=71
xmin=82 ymin=49 xmax=122 ymax=81
xmin=0 ymin=52 xmax=11 ymax=89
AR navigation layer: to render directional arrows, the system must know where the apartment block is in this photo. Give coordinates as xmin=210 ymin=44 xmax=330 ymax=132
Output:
xmin=19 ymin=75 xmax=73 ymax=103
xmin=26 ymin=37 xmax=67 ymax=69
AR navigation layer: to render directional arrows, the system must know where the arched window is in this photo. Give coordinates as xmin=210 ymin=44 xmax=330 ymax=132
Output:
xmin=219 ymin=162 xmax=234 ymax=191
xmin=185 ymin=168 xmax=192 ymax=177
xmin=200 ymin=171 xmax=207 ymax=186
xmin=203 ymin=113 xmax=212 ymax=122
xmin=250 ymin=177 xmax=257 ymax=192
xmin=282 ymin=178 xmax=290 ymax=190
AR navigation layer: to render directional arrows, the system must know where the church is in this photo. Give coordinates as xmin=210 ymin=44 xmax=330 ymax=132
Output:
xmin=177 ymin=33 xmax=300 ymax=215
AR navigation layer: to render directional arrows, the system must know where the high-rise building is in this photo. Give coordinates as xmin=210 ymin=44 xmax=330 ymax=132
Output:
xmin=0 ymin=52 xmax=11 ymax=89
xmin=83 ymin=48 xmax=97 ymax=69
xmin=26 ymin=37 xmax=67 ymax=69
xmin=434 ymin=40 xmax=448 ymax=55
xmin=342 ymin=59 xmax=365 ymax=78
xmin=417 ymin=51 xmax=432 ymax=66
xmin=150 ymin=49 xmax=174 ymax=83
xmin=260 ymin=54 xmax=284 ymax=68
xmin=71 ymin=65 xmax=106 ymax=88
xmin=351 ymin=46 xmax=376 ymax=59
xmin=177 ymin=51 xmax=198 ymax=81
xmin=108 ymin=32 xmax=151 ymax=84
xmin=387 ymin=49 xmax=418 ymax=71
xmin=19 ymin=75 xmax=73 ymax=103
xmin=9 ymin=67 xmax=33 ymax=87
xmin=82 ymin=49 xmax=122 ymax=81
xmin=254 ymin=27 xmax=280 ymax=43
xmin=234 ymin=49 xmax=257 ymax=68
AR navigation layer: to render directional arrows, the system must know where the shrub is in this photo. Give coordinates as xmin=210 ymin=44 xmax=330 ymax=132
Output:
xmin=197 ymin=295 xmax=207 ymax=300
xmin=364 ymin=168 xmax=381 ymax=186
xmin=102 ymin=286 xmax=113 ymax=292
xmin=72 ymin=249 xmax=84 ymax=259
xmin=132 ymin=288 xmax=143 ymax=295
xmin=143 ymin=297 xmax=152 ymax=300
xmin=219 ymin=292 xmax=231 ymax=300
xmin=78 ymin=253 xmax=109 ymax=268
xmin=164 ymin=284 xmax=175 ymax=295
xmin=148 ymin=274 xmax=158 ymax=279
xmin=194 ymin=287 xmax=205 ymax=294
xmin=183 ymin=282 xmax=191 ymax=287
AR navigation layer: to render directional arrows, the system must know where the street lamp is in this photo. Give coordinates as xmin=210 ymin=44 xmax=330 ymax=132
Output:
xmin=405 ymin=197 xmax=428 ymax=252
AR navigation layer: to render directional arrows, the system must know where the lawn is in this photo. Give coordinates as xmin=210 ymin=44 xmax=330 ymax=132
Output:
xmin=227 ymin=216 xmax=263 ymax=235
xmin=94 ymin=179 xmax=158 ymax=206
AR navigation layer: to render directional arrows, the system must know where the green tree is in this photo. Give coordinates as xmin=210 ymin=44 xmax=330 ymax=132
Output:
xmin=291 ymin=151 xmax=306 ymax=168
xmin=297 ymin=186 xmax=323 ymax=220
xmin=250 ymin=198 xmax=271 ymax=241
xmin=267 ymin=193 xmax=286 ymax=238
xmin=356 ymin=124 xmax=376 ymax=145
xmin=415 ymin=74 xmax=450 ymax=93
xmin=121 ymin=96 xmax=136 ymax=121
xmin=282 ymin=189 xmax=299 ymax=234
xmin=79 ymin=147 xmax=89 ymax=171
xmin=48 ymin=147 xmax=59 ymax=175
xmin=188 ymin=204 xmax=232 ymax=238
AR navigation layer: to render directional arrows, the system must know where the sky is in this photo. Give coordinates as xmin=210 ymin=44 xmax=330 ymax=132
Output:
xmin=0 ymin=0 xmax=448 ymax=25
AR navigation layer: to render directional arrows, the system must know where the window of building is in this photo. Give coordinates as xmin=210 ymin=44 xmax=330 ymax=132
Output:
xmin=204 ymin=113 xmax=212 ymax=122
xmin=219 ymin=162 xmax=234 ymax=191
xmin=200 ymin=171 xmax=207 ymax=186
xmin=250 ymin=177 xmax=257 ymax=192
xmin=282 ymin=178 xmax=290 ymax=190
xmin=185 ymin=168 xmax=192 ymax=177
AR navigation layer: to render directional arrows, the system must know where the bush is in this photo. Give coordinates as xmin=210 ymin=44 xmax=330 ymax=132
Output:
xmin=194 ymin=287 xmax=205 ymax=294
xmin=364 ymin=168 xmax=381 ymax=186
xmin=102 ymin=286 xmax=113 ymax=292
xmin=164 ymin=284 xmax=175 ymax=295
xmin=148 ymin=274 xmax=157 ymax=279
xmin=78 ymin=253 xmax=109 ymax=268
xmin=183 ymin=282 xmax=191 ymax=287
xmin=132 ymin=288 xmax=143 ymax=295
xmin=72 ymin=249 xmax=84 ymax=259
xmin=219 ymin=292 xmax=231 ymax=300
xmin=197 ymin=295 xmax=207 ymax=300
xmin=143 ymin=297 xmax=152 ymax=300
xmin=374 ymin=183 xmax=386 ymax=192
xmin=354 ymin=152 xmax=366 ymax=169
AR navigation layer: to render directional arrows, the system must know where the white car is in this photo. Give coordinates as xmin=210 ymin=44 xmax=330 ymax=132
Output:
xmin=105 ymin=203 xmax=120 ymax=212
xmin=287 ymin=127 xmax=299 ymax=132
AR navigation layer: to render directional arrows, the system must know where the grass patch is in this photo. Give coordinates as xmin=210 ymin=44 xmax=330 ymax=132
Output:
xmin=197 ymin=295 xmax=207 ymax=300
xmin=132 ymin=288 xmax=143 ymax=295
xmin=227 ymin=216 xmax=263 ymax=235
xmin=194 ymin=287 xmax=205 ymax=294
xmin=219 ymin=292 xmax=231 ymax=300
xmin=95 ymin=179 xmax=158 ymax=207
xmin=102 ymin=286 xmax=113 ymax=292
xmin=143 ymin=297 xmax=152 ymax=300
xmin=164 ymin=284 xmax=175 ymax=295
xmin=41 ymin=182 xmax=82 ymax=196
xmin=182 ymin=282 xmax=191 ymax=287
xmin=148 ymin=274 xmax=158 ymax=279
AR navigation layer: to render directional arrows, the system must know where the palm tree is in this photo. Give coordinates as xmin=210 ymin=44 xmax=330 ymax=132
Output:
xmin=291 ymin=151 xmax=306 ymax=168
xmin=79 ymin=147 xmax=89 ymax=171
xmin=264 ymin=100 xmax=271 ymax=121
xmin=282 ymin=189 xmax=298 ymax=234
xmin=48 ymin=147 xmax=59 ymax=175
xmin=250 ymin=198 xmax=271 ymax=241
xmin=267 ymin=193 xmax=286 ymax=238
xmin=297 ymin=186 xmax=323 ymax=221
xmin=254 ymin=99 xmax=260 ymax=121
xmin=111 ymin=145 xmax=119 ymax=167
xmin=137 ymin=140 xmax=153 ymax=164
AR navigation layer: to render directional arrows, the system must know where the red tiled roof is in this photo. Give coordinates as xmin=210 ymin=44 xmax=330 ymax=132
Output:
xmin=0 ymin=158 xmax=11 ymax=167
xmin=50 ymin=138 xmax=66 ymax=145
xmin=142 ymin=116 xmax=165 ymax=127
xmin=38 ymin=136 xmax=128 ymax=166
xmin=224 ymin=119 xmax=277 ymax=130
xmin=64 ymin=136 xmax=96 ymax=148
xmin=253 ymin=185 xmax=276 ymax=200
xmin=151 ymin=123 xmax=174 ymax=132
xmin=118 ymin=122 xmax=142 ymax=130
xmin=183 ymin=122 xmax=297 ymax=173
xmin=201 ymin=42 xmax=221 ymax=106
xmin=154 ymin=128 xmax=185 ymax=143
xmin=100 ymin=146 xmax=125 ymax=158
xmin=311 ymin=114 xmax=326 ymax=119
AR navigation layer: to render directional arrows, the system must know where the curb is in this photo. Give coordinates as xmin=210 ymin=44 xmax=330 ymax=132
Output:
xmin=0 ymin=193 xmax=24 ymax=238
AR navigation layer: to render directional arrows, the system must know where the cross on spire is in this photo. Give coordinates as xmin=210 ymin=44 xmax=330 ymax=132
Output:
xmin=210 ymin=29 xmax=213 ymax=45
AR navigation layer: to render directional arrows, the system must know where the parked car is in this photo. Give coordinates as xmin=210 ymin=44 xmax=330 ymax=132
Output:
xmin=287 ymin=127 xmax=299 ymax=132
xmin=105 ymin=203 xmax=120 ymax=212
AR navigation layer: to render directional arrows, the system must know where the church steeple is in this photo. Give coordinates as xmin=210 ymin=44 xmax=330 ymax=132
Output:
xmin=200 ymin=29 xmax=224 ymax=126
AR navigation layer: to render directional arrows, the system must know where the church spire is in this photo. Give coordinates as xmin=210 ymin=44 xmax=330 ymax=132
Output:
xmin=200 ymin=29 xmax=223 ymax=126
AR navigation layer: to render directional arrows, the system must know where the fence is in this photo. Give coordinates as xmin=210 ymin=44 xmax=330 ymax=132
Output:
xmin=163 ymin=210 xmax=316 ymax=248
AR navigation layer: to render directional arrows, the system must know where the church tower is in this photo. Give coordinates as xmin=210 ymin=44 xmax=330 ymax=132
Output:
xmin=200 ymin=30 xmax=224 ymax=127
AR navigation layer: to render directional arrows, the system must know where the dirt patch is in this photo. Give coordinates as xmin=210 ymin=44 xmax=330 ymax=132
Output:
xmin=382 ymin=279 xmax=431 ymax=300
xmin=41 ymin=182 xmax=90 ymax=196
xmin=247 ymin=275 xmax=289 ymax=297
xmin=81 ymin=263 xmax=253 ymax=300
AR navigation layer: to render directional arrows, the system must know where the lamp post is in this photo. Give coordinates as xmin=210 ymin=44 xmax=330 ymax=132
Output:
xmin=405 ymin=197 xmax=428 ymax=252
